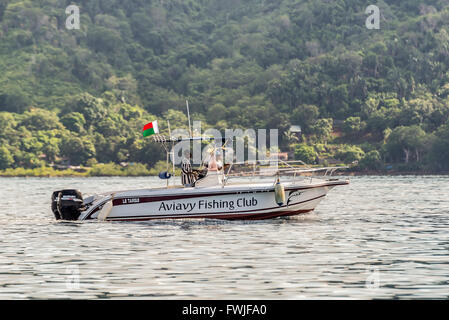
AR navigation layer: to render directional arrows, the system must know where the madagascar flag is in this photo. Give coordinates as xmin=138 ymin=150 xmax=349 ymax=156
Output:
xmin=142 ymin=120 xmax=159 ymax=137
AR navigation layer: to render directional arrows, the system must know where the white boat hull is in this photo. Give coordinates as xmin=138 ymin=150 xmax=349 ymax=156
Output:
xmin=75 ymin=179 xmax=348 ymax=222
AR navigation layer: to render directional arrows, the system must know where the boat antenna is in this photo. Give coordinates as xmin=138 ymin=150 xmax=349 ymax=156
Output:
xmin=186 ymin=99 xmax=192 ymax=138
xmin=166 ymin=120 xmax=173 ymax=187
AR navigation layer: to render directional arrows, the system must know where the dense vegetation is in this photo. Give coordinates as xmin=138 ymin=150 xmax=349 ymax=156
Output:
xmin=1 ymin=0 xmax=449 ymax=174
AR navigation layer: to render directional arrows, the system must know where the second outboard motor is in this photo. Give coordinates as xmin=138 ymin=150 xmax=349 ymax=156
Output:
xmin=51 ymin=189 xmax=84 ymax=220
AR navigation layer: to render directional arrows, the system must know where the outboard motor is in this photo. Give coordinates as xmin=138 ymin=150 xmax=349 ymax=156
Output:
xmin=51 ymin=189 xmax=84 ymax=220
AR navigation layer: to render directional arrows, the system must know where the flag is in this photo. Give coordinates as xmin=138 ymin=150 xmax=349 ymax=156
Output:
xmin=142 ymin=120 xmax=159 ymax=137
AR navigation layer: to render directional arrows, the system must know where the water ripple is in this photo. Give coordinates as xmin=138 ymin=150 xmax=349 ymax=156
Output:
xmin=0 ymin=176 xmax=448 ymax=299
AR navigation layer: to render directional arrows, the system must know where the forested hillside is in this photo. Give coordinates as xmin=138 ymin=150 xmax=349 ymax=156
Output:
xmin=1 ymin=0 xmax=449 ymax=173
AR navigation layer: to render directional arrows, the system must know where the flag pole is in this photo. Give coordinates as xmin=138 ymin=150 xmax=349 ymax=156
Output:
xmin=167 ymin=120 xmax=175 ymax=187
xmin=166 ymin=120 xmax=171 ymax=188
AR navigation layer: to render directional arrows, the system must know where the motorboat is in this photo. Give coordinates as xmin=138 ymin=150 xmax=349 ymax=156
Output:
xmin=51 ymin=176 xmax=348 ymax=222
xmin=51 ymin=134 xmax=349 ymax=222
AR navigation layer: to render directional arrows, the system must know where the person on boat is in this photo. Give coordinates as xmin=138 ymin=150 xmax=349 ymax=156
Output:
xmin=210 ymin=150 xmax=229 ymax=172
xmin=181 ymin=150 xmax=196 ymax=187
xmin=215 ymin=152 xmax=224 ymax=171
xmin=208 ymin=151 xmax=219 ymax=172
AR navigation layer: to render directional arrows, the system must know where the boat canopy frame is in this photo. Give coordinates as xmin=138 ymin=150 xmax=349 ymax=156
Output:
xmin=151 ymin=134 xmax=348 ymax=188
xmin=151 ymin=134 xmax=232 ymax=187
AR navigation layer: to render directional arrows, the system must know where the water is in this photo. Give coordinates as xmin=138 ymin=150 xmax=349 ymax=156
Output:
xmin=0 ymin=176 xmax=448 ymax=299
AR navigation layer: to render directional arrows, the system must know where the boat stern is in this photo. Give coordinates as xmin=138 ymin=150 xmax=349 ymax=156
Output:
xmin=51 ymin=189 xmax=84 ymax=220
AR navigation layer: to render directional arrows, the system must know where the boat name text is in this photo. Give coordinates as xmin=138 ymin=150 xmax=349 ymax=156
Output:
xmin=122 ymin=198 xmax=140 ymax=204
xmin=159 ymin=197 xmax=258 ymax=212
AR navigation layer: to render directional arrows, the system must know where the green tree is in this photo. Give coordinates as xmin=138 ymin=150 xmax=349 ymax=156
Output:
xmin=87 ymin=26 xmax=122 ymax=53
xmin=336 ymin=145 xmax=365 ymax=163
xmin=292 ymin=104 xmax=320 ymax=133
xmin=386 ymin=126 xmax=427 ymax=163
xmin=61 ymin=112 xmax=86 ymax=133
xmin=0 ymin=0 xmax=9 ymax=21
xmin=207 ymin=104 xmax=227 ymax=124
xmin=20 ymin=109 xmax=61 ymax=131
xmin=60 ymin=136 xmax=96 ymax=165
xmin=358 ymin=150 xmax=383 ymax=170
xmin=431 ymin=122 xmax=449 ymax=170
xmin=294 ymin=145 xmax=316 ymax=164
xmin=2 ymin=0 xmax=449 ymax=174
xmin=163 ymin=109 xmax=188 ymax=130
xmin=311 ymin=118 xmax=333 ymax=142
xmin=0 ymin=112 xmax=16 ymax=138
xmin=0 ymin=87 xmax=30 ymax=113
xmin=0 ymin=146 xmax=13 ymax=169
xmin=67 ymin=93 xmax=107 ymax=127
xmin=16 ymin=151 xmax=44 ymax=169
xmin=343 ymin=117 xmax=366 ymax=136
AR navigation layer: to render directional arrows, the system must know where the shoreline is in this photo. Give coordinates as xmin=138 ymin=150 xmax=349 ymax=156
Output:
xmin=344 ymin=171 xmax=449 ymax=176
xmin=1 ymin=169 xmax=448 ymax=178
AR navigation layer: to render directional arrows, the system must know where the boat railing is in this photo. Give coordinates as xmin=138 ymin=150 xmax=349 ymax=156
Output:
xmin=223 ymin=160 xmax=348 ymax=185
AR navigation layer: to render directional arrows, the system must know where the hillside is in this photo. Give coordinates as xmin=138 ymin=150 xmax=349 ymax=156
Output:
xmin=1 ymin=0 xmax=449 ymax=173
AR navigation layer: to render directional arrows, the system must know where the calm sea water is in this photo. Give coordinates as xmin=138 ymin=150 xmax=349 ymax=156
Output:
xmin=0 ymin=175 xmax=448 ymax=299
